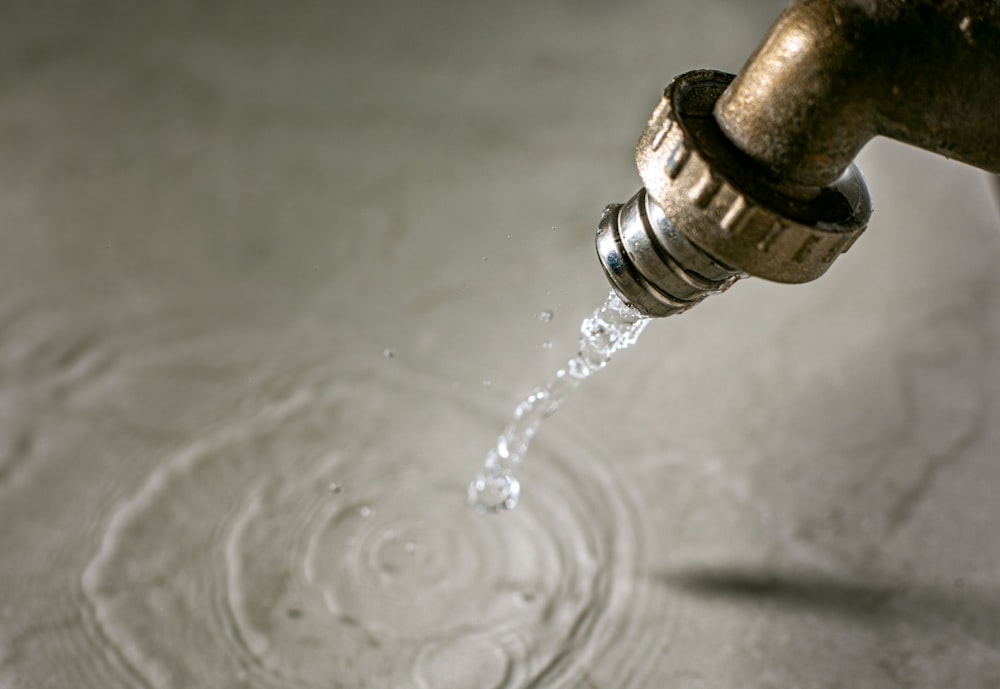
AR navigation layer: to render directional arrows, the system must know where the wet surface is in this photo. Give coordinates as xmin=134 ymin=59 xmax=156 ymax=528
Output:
xmin=83 ymin=364 xmax=655 ymax=688
xmin=3 ymin=1 xmax=1000 ymax=687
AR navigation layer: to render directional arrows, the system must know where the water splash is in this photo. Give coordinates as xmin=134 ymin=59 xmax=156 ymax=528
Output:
xmin=469 ymin=291 xmax=650 ymax=512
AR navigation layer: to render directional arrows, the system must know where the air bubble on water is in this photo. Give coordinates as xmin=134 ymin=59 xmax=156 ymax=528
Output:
xmin=538 ymin=310 xmax=554 ymax=323
xmin=359 ymin=506 xmax=373 ymax=519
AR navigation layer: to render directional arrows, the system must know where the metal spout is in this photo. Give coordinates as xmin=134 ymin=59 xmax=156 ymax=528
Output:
xmin=596 ymin=187 xmax=743 ymax=318
xmin=715 ymin=0 xmax=1000 ymax=188
xmin=598 ymin=70 xmax=871 ymax=317
xmin=598 ymin=1 xmax=1000 ymax=318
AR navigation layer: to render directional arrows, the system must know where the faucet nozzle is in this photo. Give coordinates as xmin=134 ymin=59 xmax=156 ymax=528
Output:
xmin=600 ymin=1 xmax=1000 ymax=318
xmin=598 ymin=70 xmax=871 ymax=318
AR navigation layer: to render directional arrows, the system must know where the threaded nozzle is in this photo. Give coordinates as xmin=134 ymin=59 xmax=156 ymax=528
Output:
xmin=596 ymin=188 xmax=742 ymax=318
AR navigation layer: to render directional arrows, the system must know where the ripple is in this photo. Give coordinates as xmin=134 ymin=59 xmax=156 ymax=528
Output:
xmin=0 ymin=296 xmax=119 ymax=487
xmin=83 ymin=361 xmax=654 ymax=688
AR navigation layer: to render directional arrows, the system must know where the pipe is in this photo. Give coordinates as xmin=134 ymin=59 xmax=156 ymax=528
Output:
xmin=597 ymin=0 xmax=1000 ymax=317
xmin=715 ymin=0 xmax=1000 ymax=188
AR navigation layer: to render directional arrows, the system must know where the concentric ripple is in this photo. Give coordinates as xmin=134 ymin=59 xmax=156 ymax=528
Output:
xmin=83 ymin=361 xmax=655 ymax=689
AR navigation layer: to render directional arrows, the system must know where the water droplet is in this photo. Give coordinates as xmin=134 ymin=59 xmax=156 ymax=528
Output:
xmin=468 ymin=471 xmax=520 ymax=513
xmin=471 ymin=292 xmax=648 ymax=511
xmin=359 ymin=506 xmax=373 ymax=518
xmin=538 ymin=309 xmax=554 ymax=323
xmin=383 ymin=348 xmax=395 ymax=359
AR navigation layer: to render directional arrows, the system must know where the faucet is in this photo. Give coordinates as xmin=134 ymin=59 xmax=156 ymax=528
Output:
xmin=598 ymin=0 xmax=1000 ymax=317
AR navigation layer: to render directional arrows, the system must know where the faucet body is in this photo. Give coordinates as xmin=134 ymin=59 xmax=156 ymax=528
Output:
xmin=716 ymin=0 xmax=1000 ymax=187
xmin=599 ymin=0 xmax=1000 ymax=318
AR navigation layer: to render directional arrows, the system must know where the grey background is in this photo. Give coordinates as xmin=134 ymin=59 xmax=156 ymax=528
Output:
xmin=2 ymin=1 xmax=1000 ymax=687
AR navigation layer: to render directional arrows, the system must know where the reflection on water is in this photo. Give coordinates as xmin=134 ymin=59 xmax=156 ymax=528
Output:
xmin=82 ymin=364 xmax=661 ymax=688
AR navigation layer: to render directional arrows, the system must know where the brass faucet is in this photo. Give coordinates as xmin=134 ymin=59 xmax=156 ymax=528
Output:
xmin=598 ymin=0 xmax=1000 ymax=318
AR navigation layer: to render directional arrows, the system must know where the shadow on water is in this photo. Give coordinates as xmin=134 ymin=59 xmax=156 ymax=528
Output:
xmin=658 ymin=565 xmax=1000 ymax=648
xmin=643 ymin=267 xmax=1000 ymax=683
xmin=662 ymin=566 xmax=892 ymax=621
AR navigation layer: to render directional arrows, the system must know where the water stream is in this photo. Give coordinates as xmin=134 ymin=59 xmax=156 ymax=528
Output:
xmin=469 ymin=291 xmax=650 ymax=512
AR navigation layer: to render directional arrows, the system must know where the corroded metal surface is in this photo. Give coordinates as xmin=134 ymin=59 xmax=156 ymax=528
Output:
xmin=715 ymin=0 xmax=1000 ymax=187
